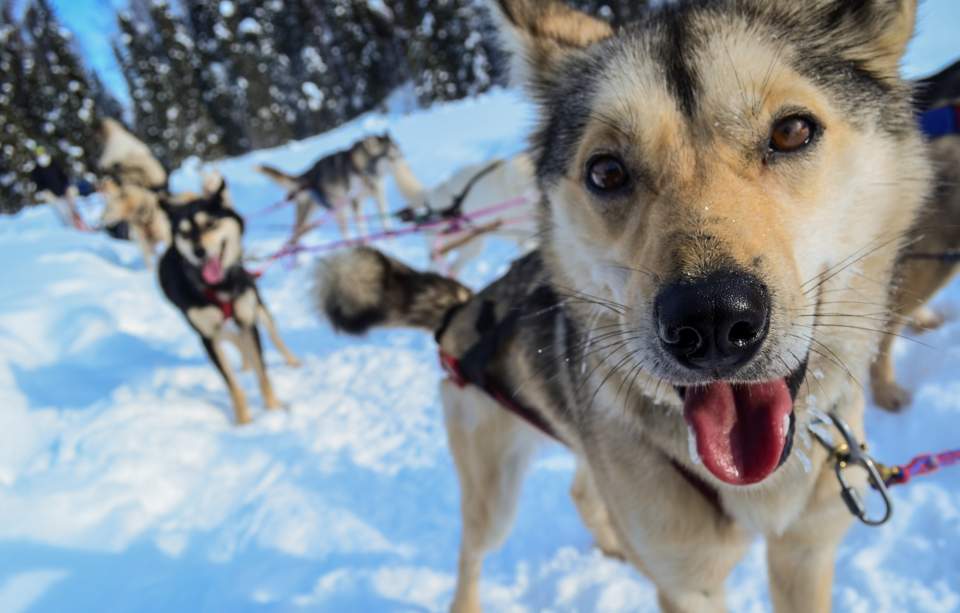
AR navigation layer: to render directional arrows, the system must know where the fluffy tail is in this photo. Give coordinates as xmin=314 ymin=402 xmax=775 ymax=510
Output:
xmin=314 ymin=247 xmax=472 ymax=335
xmin=256 ymin=164 xmax=301 ymax=192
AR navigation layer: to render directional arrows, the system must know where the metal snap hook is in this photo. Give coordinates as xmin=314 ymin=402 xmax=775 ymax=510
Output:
xmin=810 ymin=412 xmax=894 ymax=527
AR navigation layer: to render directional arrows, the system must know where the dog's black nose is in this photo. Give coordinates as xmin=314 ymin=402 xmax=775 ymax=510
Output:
xmin=655 ymin=271 xmax=770 ymax=372
xmin=194 ymin=246 xmax=206 ymax=259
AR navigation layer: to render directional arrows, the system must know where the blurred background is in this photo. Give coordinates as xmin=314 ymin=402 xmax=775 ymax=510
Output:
xmin=0 ymin=0 xmax=656 ymax=212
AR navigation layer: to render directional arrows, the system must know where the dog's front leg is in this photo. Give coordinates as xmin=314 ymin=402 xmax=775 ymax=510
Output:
xmin=257 ymin=304 xmax=301 ymax=368
xmin=236 ymin=291 xmax=281 ymax=410
xmin=570 ymin=460 xmax=625 ymax=559
xmin=766 ymin=463 xmax=855 ymax=613
xmin=351 ymin=198 xmax=368 ymax=239
xmin=374 ymin=179 xmax=392 ymax=230
xmin=591 ymin=444 xmax=748 ymax=613
xmin=441 ymin=381 xmax=543 ymax=613
xmin=190 ymin=306 xmax=252 ymax=424
xmin=200 ymin=336 xmax=252 ymax=425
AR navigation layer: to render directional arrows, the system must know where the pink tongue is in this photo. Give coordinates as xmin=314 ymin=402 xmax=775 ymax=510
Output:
xmin=683 ymin=380 xmax=793 ymax=486
xmin=202 ymin=258 xmax=224 ymax=284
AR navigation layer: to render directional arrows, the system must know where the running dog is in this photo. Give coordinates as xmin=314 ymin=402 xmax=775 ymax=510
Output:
xmin=399 ymin=153 xmax=540 ymax=276
xmin=159 ymin=181 xmax=300 ymax=425
xmin=317 ymin=0 xmax=931 ymax=610
xmin=256 ymin=134 xmax=424 ymax=243
xmin=871 ymin=65 xmax=960 ymax=411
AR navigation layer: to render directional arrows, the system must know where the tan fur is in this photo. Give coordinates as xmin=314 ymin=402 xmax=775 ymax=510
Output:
xmin=98 ymin=118 xmax=167 ymax=189
xmin=871 ymin=133 xmax=960 ymax=410
xmin=439 ymin=1 xmax=931 ymax=611
xmin=100 ymin=178 xmax=171 ymax=267
xmin=490 ymin=0 xmax=613 ymax=89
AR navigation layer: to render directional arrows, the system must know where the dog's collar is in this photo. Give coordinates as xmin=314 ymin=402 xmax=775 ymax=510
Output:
xmin=920 ymin=103 xmax=960 ymax=139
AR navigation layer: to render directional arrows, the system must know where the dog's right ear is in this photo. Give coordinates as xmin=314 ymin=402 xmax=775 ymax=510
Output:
xmin=488 ymin=0 xmax=614 ymax=91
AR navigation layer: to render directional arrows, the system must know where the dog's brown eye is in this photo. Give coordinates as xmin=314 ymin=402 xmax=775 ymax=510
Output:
xmin=587 ymin=155 xmax=629 ymax=193
xmin=770 ymin=116 xmax=816 ymax=154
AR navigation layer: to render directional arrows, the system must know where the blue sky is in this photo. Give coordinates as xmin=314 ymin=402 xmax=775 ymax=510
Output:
xmin=33 ymin=0 xmax=960 ymax=110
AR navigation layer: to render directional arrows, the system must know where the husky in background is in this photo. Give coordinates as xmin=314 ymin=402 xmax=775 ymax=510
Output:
xmin=400 ymin=153 xmax=540 ymax=276
xmin=30 ymin=154 xmax=88 ymax=229
xmin=98 ymin=118 xmax=168 ymax=192
xmin=100 ymin=179 xmax=171 ymax=267
xmin=317 ymin=0 xmax=931 ymax=610
xmin=871 ymin=64 xmax=960 ymax=409
xmin=256 ymin=134 xmax=424 ymax=243
xmin=159 ymin=180 xmax=300 ymax=425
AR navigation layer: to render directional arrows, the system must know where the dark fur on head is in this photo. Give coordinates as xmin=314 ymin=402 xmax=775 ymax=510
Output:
xmin=315 ymin=247 xmax=473 ymax=335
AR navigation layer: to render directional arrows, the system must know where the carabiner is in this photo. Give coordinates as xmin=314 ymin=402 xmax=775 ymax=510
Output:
xmin=810 ymin=412 xmax=894 ymax=527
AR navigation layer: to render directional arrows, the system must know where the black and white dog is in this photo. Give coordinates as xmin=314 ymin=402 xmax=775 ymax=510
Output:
xmin=159 ymin=182 xmax=300 ymax=424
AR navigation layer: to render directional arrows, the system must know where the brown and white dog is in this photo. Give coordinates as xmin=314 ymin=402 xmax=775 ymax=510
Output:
xmin=317 ymin=0 xmax=931 ymax=611
xmin=100 ymin=179 xmax=171 ymax=267
xmin=870 ymin=64 xmax=960 ymax=411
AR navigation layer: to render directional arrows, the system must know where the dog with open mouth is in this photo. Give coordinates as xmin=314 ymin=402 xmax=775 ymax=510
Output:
xmin=158 ymin=181 xmax=301 ymax=425
xmin=316 ymin=0 xmax=932 ymax=610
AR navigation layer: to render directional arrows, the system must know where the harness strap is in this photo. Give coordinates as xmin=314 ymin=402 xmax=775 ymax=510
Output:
xmin=440 ymin=349 xmax=564 ymax=443
xmin=203 ymin=288 xmax=234 ymax=320
xmin=919 ymin=103 xmax=960 ymax=139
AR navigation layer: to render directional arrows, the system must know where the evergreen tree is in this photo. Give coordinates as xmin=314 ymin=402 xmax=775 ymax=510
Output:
xmin=181 ymin=0 xmax=251 ymax=154
xmin=0 ymin=4 xmax=37 ymax=211
xmin=23 ymin=0 xmax=101 ymax=177
xmin=149 ymin=1 xmax=225 ymax=161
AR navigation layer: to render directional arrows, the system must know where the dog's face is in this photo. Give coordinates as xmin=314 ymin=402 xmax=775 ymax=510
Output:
xmin=496 ymin=0 xmax=929 ymax=486
xmin=362 ymin=133 xmax=402 ymax=167
xmin=163 ymin=181 xmax=245 ymax=286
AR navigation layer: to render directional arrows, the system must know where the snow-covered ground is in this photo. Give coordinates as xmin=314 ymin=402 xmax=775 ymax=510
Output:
xmin=3 ymin=12 xmax=960 ymax=611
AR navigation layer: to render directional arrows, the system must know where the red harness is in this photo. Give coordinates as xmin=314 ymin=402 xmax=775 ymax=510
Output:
xmin=440 ymin=350 xmax=563 ymax=443
xmin=204 ymin=288 xmax=234 ymax=320
xmin=439 ymin=348 xmax=725 ymax=515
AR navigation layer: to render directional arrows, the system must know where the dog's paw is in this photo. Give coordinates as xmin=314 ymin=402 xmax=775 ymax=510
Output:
xmin=285 ymin=356 xmax=302 ymax=369
xmin=872 ymin=381 xmax=913 ymax=412
xmin=908 ymin=307 xmax=945 ymax=333
xmin=235 ymin=413 xmax=253 ymax=426
xmin=264 ymin=396 xmax=283 ymax=411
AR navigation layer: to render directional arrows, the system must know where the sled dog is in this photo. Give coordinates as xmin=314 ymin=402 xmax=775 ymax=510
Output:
xmin=100 ymin=179 xmax=171 ymax=267
xmin=256 ymin=134 xmax=424 ymax=243
xmin=98 ymin=118 xmax=168 ymax=192
xmin=159 ymin=181 xmax=300 ymax=425
xmin=400 ymin=153 xmax=540 ymax=276
xmin=871 ymin=66 xmax=960 ymax=410
xmin=316 ymin=0 xmax=932 ymax=610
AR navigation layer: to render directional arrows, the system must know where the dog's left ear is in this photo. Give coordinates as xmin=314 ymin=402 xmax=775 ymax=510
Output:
xmin=850 ymin=0 xmax=918 ymax=75
xmin=488 ymin=0 xmax=614 ymax=92
xmin=775 ymin=0 xmax=918 ymax=76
